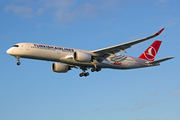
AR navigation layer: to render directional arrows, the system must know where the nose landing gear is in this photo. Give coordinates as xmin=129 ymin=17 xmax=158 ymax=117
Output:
xmin=15 ymin=56 xmax=21 ymax=65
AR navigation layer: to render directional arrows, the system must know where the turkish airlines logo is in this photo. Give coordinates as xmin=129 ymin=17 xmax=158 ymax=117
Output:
xmin=144 ymin=46 xmax=157 ymax=61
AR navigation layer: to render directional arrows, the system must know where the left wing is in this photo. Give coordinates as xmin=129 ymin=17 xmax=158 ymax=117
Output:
xmin=91 ymin=28 xmax=165 ymax=62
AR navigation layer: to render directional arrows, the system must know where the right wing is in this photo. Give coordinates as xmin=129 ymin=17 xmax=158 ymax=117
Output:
xmin=91 ymin=28 xmax=165 ymax=62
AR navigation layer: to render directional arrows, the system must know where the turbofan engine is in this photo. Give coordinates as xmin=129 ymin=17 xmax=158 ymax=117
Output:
xmin=51 ymin=62 xmax=70 ymax=73
xmin=74 ymin=51 xmax=92 ymax=62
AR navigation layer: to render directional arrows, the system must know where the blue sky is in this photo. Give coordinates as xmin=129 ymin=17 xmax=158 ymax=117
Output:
xmin=1 ymin=0 xmax=180 ymax=120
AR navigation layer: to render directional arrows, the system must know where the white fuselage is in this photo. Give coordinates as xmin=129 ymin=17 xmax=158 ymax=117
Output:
xmin=7 ymin=43 xmax=150 ymax=70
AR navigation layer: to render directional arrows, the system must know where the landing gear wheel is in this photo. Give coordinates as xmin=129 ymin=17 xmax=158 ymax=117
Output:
xmin=91 ymin=69 xmax=95 ymax=72
xmin=17 ymin=62 xmax=21 ymax=65
xmin=84 ymin=72 xmax=89 ymax=77
xmin=86 ymin=72 xmax=89 ymax=76
xmin=79 ymin=67 xmax=90 ymax=77
xmin=79 ymin=73 xmax=83 ymax=77
xmin=91 ymin=68 xmax=101 ymax=72
xmin=79 ymin=72 xmax=89 ymax=77
xmin=97 ymin=68 xmax=101 ymax=72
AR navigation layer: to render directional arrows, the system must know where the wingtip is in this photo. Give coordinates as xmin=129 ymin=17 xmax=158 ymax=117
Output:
xmin=155 ymin=28 xmax=165 ymax=35
xmin=169 ymin=57 xmax=174 ymax=59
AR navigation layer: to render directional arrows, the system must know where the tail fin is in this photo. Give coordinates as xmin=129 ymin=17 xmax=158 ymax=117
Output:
xmin=139 ymin=40 xmax=162 ymax=61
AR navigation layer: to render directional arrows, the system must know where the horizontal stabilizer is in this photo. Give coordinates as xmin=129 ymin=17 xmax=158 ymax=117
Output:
xmin=146 ymin=57 xmax=174 ymax=65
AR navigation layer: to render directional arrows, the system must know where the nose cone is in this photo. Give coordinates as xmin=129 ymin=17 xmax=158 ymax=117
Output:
xmin=6 ymin=48 xmax=12 ymax=54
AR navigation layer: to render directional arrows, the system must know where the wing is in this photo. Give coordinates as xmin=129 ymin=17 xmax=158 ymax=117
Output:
xmin=91 ymin=28 xmax=165 ymax=62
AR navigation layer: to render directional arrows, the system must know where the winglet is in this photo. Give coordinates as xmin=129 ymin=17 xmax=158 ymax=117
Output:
xmin=155 ymin=28 xmax=165 ymax=35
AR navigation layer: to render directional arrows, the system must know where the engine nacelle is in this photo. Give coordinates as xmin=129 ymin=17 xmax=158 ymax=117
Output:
xmin=74 ymin=51 xmax=92 ymax=62
xmin=51 ymin=62 xmax=69 ymax=73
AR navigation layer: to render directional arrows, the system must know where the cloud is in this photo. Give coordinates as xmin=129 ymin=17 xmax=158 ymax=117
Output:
xmin=4 ymin=0 xmax=122 ymax=23
xmin=5 ymin=0 xmax=168 ymax=25
xmin=1 ymin=34 xmax=11 ymax=38
xmin=40 ymin=0 xmax=76 ymax=8
xmin=136 ymin=104 xmax=145 ymax=110
xmin=148 ymin=92 xmax=157 ymax=96
xmin=54 ymin=3 xmax=99 ymax=22
xmin=155 ymin=100 xmax=164 ymax=104
xmin=94 ymin=108 xmax=101 ymax=111
xmin=134 ymin=99 xmax=164 ymax=110
xmin=36 ymin=8 xmax=44 ymax=15
xmin=40 ymin=0 xmax=104 ymax=23
xmin=133 ymin=98 xmax=138 ymax=102
xmin=4 ymin=5 xmax=33 ymax=18
xmin=156 ymin=0 xmax=168 ymax=5
xmin=171 ymin=91 xmax=180 ymax=96
xmin=162 ymin=17 xmax=180 ymax=27
xmin=158 ymin=0 xmax=167 ymax=3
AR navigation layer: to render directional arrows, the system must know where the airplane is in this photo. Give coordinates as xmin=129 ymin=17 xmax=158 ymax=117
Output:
xmin=6 ymin=28 xmax=174 ymax=77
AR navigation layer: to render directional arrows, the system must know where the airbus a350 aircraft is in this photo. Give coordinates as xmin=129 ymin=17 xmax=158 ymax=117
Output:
xmin=7 ymin=28 xmax=174 ymax=77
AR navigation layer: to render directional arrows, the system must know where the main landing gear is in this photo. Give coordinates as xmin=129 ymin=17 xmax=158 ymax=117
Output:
xmin=79 ymin=67 xmax=89 ymax=77
xmin=15 ymin=56 xmax=21 ymax=65
xmin=91 ymin=67 xmax=101 ymax=72
xmin=90 ymin=62 xmax=101 ymax=72
xmin=79 ymin=67 xmax=102 ymax=77
xmin=79 ymin=72 xmax=89 ymax=77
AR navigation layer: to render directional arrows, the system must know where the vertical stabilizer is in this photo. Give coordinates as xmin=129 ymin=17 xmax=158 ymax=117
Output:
xmin=139 ymin=40 xmax=162 ymax=61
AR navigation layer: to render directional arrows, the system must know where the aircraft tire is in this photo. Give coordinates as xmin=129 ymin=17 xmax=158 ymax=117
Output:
xmin=79 ymin=73 xmax=83 ymax=77
xmin=17 ymin=62 xmax=21 ymax=65
xmin=91 ymin=69 xmax=95 ymax=72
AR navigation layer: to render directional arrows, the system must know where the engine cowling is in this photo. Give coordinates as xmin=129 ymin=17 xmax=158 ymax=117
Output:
xmin=74 ymin=51 xmax=92 ymax=62
xmin=51 ymin=62 xmax=69 ymax=73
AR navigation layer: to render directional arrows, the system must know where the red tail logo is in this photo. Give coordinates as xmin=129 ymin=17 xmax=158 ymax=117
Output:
xmin=139 ymin=41 xmax=162 ymax=61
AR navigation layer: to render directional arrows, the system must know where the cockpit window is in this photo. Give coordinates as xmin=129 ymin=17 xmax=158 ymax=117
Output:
xmin=12 ymin=45 xmax=19 ymax=47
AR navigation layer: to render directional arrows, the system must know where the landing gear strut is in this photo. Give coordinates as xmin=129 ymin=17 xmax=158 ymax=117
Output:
xmin=90 ymin=61 xmax=101 ymax=72
xmin=15 ymin=56 xmax=21 ymax=65
xmin=79 ymin=67 xmax=89 ymax=77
